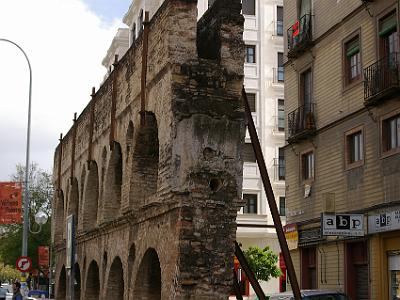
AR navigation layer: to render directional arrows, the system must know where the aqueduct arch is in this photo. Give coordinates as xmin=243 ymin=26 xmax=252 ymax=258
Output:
xmin=53 ymin=0 xmax=245 ymax=298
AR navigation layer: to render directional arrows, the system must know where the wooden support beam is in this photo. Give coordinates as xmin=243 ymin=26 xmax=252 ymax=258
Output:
xmin=242 ymin=88 xmax=302 ymax=300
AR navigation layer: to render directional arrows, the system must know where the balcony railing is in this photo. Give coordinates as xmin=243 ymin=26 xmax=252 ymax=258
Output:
xmin=363 ymin=53 xmax=400 ymax=106
xmin=287 ymin=14 xmax=313 ymax=58
xmin=273 ymin=67 xmax=285 ymax=83
xmin=273 ymin=158 xmax=285 ymax=181
xmin=287 ymin=103 xmax=316 ymax=142
xmin=274 ymin=20 xmax=283 ymax=36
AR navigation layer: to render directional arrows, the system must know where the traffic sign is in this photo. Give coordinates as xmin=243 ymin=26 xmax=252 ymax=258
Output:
xmin=16 ymin=256 xmax=32 ymax=273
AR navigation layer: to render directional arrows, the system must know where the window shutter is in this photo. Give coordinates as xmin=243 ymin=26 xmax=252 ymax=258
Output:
xmin=346 ymin=38 xmax=360 ymax=57
xmin=243 ymin=143 xmax=256 ymax=162
xmin=379 ymin=12 xmax=397 ymax=36
xmin=246 ymin=93 xmax=256 ymax=112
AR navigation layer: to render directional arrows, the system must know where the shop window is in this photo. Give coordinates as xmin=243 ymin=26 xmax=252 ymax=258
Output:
xmin=242 ymin=0 xmax=255 ymax=16
xmin=243 ymin=193 xmax=258 ymax=214
xmin=278 ymin=99 xmax=285 ymax=131
xmin=243 ymin=143 xmax=256 ymax=163
xmin=301 ymin=151 xmax=314 ymax=181
xmin=382 ymin=113 xmax=400 ymax=154
xmin=247 ymin=93 xmax=256 ymax=112
xmin=245 ymin=45 xmax=256 ymax=63
xmin=344 ymin=35 xmax=361 ymax=85
xmin=279 ymin=196 xmax=286 ymax=216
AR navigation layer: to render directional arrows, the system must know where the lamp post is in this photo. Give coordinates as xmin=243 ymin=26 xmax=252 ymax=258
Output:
xmin=0 ymin=38 xmax=32 ymax=258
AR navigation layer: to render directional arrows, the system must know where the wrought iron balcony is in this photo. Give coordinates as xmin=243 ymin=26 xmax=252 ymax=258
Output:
xmin=273 ymin=158 xmax=285 ymax=181
xmin=273 ymin=67 xmax=285 ymax=83
xmin=363 ymin=53 xmax=400 ymax=106
xmin=287 ymin=14 xmax=313 ymax=58
xmin=287 ymin=103 xmax=316 ymax=143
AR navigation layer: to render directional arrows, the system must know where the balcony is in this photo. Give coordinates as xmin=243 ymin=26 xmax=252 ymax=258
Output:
xmin=287 ymin=14 xmax=313 ymax=59
xmin=363 ymin=53 xmax=400 ymax=106
xmin=287 ymin=103 xmax=316 ymax=143
xmin=273 ymin=158 xmax=285 ymax=181
xmin=272 ymin=67 xmax=285 ymax=84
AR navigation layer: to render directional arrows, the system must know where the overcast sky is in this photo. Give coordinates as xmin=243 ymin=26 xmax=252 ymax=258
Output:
xmin=0 ymin=0 xmax=131 ymax=181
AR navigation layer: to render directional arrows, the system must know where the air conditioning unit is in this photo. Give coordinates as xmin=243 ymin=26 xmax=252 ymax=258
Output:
xmin=322 ymin=192 xmax=335 ymax=213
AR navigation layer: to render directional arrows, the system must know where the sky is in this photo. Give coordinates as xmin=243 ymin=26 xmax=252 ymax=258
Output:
xmin=0 ymin=0 xmax=131 ymax=181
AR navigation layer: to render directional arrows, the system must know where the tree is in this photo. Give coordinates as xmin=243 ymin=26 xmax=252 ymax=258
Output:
xmin=243 ymin=246 xmax=282 ymax=282
xmin=0 ymin=163 xmax=53 ymax=269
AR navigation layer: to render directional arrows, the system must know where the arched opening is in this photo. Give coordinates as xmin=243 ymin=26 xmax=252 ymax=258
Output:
xmin=129 ymin=113 xmax=159 ymax=207
xmin=106 ymin=257 xmax=124 ymax=299
xmin=73 ymin=263 xmax=81 ymax=300
xmin=102 ymin=142 xmax=123 ymax=222
xmin=68 ymin=178 xmax=79 ymax=227
xmin=54 ymin=190 xmax=64 ymax=242
xmin=133 ymin=248 xmax=161 ymax=300
xmin=82 ymin=161 xmax=99 ymax=230
xmin=84 ymin=260 xmax=100 ymax=300
xmin=57 ymin=265 xmax=66 ymax=300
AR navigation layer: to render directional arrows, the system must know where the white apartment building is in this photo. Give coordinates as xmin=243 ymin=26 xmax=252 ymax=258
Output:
xmin=103 ymin=0 xmax=285 ymax=296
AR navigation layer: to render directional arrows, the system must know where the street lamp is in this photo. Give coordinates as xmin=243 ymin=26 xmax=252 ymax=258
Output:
xmin=30 ymin=210 xmax=48 ymax=234
xmin=0 ymin=38 xmax=32 ymax=258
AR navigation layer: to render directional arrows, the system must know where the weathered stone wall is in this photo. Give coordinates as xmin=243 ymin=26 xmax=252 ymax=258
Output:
xmin=52 ymin=0 xmax=245 ymax=299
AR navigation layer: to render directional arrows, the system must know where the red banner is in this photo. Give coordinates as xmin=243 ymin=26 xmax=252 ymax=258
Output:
xmin=0 ymin=182 xmax=22 ymax=224
xmin=38 ymin=246 xmax=49 ymax=267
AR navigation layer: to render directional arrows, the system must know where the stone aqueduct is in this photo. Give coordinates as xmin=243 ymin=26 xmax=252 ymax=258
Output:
xmin=52 ymin=0 xmax=246 ymax=299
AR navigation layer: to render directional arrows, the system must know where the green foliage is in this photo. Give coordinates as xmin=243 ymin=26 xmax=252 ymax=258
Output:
xmin=0 ymin=163 xmax=53 ymax=270
xmin=0 ymin=263 xmax=20 ymax=282
xmin=243 ymin=246 xmax=282 ymax=282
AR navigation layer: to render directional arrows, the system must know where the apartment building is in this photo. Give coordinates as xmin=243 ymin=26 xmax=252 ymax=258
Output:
xmin=283 ymin=0 xmax=400 ymax=299
xmin=104 ymin=0 xmax=286 ymax=295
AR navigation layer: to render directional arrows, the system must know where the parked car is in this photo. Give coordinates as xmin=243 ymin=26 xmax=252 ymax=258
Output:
xmin=268 ymin=290 xmax=351 ymax=300
xmin=0 ymin=287 xmax=8 ymax=300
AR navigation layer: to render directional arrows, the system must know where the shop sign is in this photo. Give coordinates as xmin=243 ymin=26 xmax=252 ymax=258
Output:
xmin=0 ymin=182 xmax=22 ymax=224
xmin=322 ymin=213 xmax=364 ymax=237
xmin=298 ymin=227 xmax=323 ymax=246
xmin=368 ymin=208 xmax=400 ymax=234
xmin=38 ymin=246 xmax=49 ymax=267
xmin=284 ymin=223 xmax=298 ymax=250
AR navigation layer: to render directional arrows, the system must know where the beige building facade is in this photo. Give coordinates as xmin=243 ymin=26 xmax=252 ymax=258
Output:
xmin=283 ymin=0 xmax=400 ymax=299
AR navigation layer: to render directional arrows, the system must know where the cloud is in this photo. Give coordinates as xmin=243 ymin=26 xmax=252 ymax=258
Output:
xmin=0 ymin=0 xmax=125 ymax=180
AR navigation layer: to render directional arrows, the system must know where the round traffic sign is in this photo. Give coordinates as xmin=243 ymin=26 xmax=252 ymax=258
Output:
xmin=16 ymin=256 xmax=32 ymax=273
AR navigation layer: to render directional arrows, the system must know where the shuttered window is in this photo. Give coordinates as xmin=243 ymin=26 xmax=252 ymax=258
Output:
xmin=243 ymin=143 xmax=256 ymax=163
xmin=277 ymin=6 xmax=283 ymax=36
xmin=242 ymin=0 xmax=255 ymax=15
xmin=344 ymin=35 xmax=361 ymax=84
xmin=247 ymin=93 xmax=256 ymax=112
xmin=383 ymin=114 xmax=400 ymax=152
xmin=243 ymin=194 xmax=258 ymax=214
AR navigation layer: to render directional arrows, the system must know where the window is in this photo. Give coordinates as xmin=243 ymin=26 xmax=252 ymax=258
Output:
xmin=243 ymin=143 xmax=256 ymax=162
xmin=247 ymin=93 xmax=256 ymax=112
xmin=301 ymin=69 xmax=312 ymax=107
xmin=379 ymin=11 xmax=399 ymax=59
xmin=344 ymin=35 xmax=361 ymax=84
xmin=299 ymin=0 xmax=311 ymax=17
xmin=277 ymin=6 xmax=283 ymax=36
xmin=242 ymin=0 xmax=255 ymax=15
xmin=245 ymin=45 xmax=256 ymax=63
xmin=278 ymin=99 xmax=285 ymax=131
xmin=279 ymin=196 xmax=286 ymax=216
xmin=243 ymin=194 xmax=257 ymax=214
xmin=383 ymin=114 xmax=400 ymax=153
xmin=278 ymin=52 xmax=284 ymax=82
xmin=278 ymin=147 xmax=285 ymax=180
xmin=302 ymin=151 xmax=314 ymax=181
xmin=347 ymin=131 xmax=363 ymax=164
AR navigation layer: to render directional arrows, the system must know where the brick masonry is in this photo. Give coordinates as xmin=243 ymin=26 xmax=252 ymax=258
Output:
xmin=52 ymin=0 xmax=245 ymax=299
